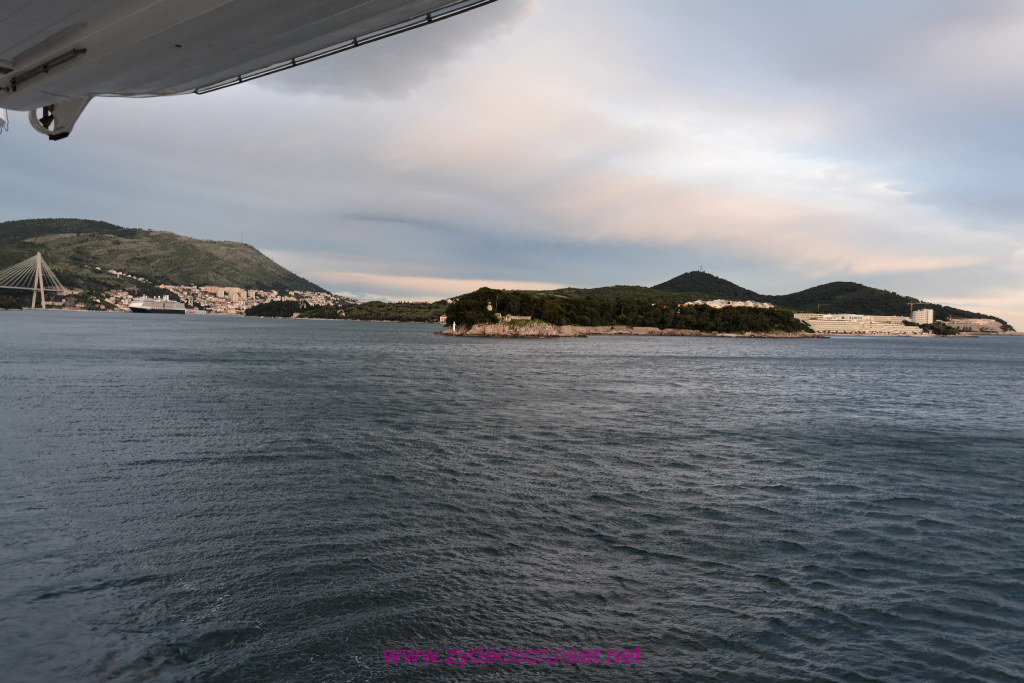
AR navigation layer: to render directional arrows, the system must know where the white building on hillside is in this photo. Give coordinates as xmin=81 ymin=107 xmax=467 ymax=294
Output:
xmin=682 ymin=299 xmax=774 ymax=309
xmin=795 ymin=313 xmax=925 ymax=335
xmin=911 ymin=308 xmax=934 ymax=325
xmin=946 ymin=317 xmax=1002 ymax=332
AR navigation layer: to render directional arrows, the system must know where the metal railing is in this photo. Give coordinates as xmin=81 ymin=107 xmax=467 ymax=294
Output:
xmin=194 ymin=0 xmax=500 ymax=94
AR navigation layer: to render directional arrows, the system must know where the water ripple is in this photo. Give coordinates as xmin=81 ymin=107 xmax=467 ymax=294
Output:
xmin=1 ymin=317 xmax=1021 ymax=681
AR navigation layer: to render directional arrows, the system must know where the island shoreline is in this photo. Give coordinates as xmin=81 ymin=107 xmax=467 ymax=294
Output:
xmin=438 ymin=321 xmax=826 ymax=339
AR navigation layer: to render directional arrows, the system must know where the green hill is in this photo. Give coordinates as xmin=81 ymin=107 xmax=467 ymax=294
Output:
xmin=766 ymin=281 xmax=910 ymax=314
xmin=0 ymin=218 xmax=325 ymax=295
xmin=655 ymin=270 xmax=1012 ymax=329
xmin=545 ymin=285 xmax=705 ymax=305
xmin=653 ymin=271 xmax=761 ymax=301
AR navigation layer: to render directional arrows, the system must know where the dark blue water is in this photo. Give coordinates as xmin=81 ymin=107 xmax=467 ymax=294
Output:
xmin=1 ymin=312 xmax=1022 ymax=681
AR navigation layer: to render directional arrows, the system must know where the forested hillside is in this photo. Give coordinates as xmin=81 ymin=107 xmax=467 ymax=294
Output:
xmin=0 ymin=218 xmax=325 ymax=295
xmin=655 ymin=270 xmax=1010 ymax=327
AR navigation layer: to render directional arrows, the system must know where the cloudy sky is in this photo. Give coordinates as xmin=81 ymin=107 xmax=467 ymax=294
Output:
xmin=3 ymin=0 xmax=1023 ymax=327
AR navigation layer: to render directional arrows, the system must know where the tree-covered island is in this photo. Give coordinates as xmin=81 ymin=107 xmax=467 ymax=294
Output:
xmin=444 ymin=287 xmax=814 ymax=336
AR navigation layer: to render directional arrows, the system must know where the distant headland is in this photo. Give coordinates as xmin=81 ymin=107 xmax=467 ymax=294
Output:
xmin=1 ymin=218 xmax=1014 ymax=334
xmin=435 ymin=280 xmax=1014 ymax=337
xmin=0 ymin=218 xmax=326 ymax=312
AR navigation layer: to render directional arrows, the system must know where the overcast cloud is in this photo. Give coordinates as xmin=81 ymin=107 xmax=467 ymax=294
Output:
xmin=2 ymin=0 xmax=1022 ymax=327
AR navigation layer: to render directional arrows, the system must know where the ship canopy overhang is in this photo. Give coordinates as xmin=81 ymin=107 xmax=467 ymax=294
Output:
xmin=0 ymin=0 xmax=496 ymax=111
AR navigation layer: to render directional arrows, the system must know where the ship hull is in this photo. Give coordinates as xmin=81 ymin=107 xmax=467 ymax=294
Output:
xmin=129 ymin=306 xmax=185 ymax=314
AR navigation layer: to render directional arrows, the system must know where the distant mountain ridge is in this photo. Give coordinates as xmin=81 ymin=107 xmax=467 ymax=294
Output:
xmin=654 ymin=270 xmax=1009 ymax=327
xmin=2 ymin=218 xmax=1009 ymax=329
xmin=0 ymin=218 xmax=325 ymax=294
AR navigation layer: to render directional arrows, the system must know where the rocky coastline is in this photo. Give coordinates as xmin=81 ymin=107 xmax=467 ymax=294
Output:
xmin=438 ymin=321 xmax=824 ymax=339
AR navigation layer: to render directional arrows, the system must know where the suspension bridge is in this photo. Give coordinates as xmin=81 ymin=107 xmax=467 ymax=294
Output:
xmin=0 ymin=252 xmax=69 ymax=308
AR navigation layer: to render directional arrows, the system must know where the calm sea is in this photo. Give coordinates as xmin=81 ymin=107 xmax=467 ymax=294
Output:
xmin=1 ymin=312 xmax=1022 ymax=682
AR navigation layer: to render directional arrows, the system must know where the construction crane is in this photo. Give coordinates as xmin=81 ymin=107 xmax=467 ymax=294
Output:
xmin=907 ymin=301 xmax=936 ymax=325
xmin=908 ymin=301 xmax=930 ymax=314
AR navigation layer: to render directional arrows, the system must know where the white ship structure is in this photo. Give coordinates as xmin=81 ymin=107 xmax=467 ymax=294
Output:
xmin=129 ymin=295 xmax=185 ymax=314
xmin=0 ymin=0 xmax=497 ymax=140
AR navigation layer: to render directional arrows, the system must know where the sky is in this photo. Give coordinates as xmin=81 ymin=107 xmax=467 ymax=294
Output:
xmin=2 ymin=0 xmax=1023 ymax=327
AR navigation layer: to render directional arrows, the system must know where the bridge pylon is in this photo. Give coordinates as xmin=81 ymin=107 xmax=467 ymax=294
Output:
xmin=0 ymin=252 xmax=69 ymax=309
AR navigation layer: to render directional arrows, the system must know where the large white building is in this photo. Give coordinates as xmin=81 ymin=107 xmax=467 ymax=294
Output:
xmin=946 ymin=317 xmax=1002 ymax=332
xmin=911 ymin=308 xmax=934 ymax=325
xmin=795 ymin=313 xmax=925 ymax=335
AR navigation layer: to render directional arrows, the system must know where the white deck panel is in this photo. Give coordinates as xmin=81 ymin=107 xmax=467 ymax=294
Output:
xmin=0 ymin=0 xmax=480 ymax=110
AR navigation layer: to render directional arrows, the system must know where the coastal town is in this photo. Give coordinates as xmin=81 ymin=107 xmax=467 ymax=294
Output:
xmin=104 ymin=283 xmax=346 ymax=315
xmin=45 ymin=266 xmax=348 ymax=314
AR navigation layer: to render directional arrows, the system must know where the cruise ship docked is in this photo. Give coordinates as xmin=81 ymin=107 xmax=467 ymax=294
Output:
xmin=128 ymin=295 xmax=186 ymax=314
